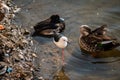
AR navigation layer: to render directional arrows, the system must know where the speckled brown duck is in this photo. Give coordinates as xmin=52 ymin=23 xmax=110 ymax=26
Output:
xmin=32 ymin=14 xmax=65 ymax=36
xmin=79 ymin=25 xmax=120 ymax=53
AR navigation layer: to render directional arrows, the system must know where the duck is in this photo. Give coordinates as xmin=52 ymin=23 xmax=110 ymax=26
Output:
xmin=32 ymin=14 xmax=65 ymax=36
xmin=79 ymin=25 xmax=120 ymax=53
xmin=53 ymin=32 xmax=68 ymax=65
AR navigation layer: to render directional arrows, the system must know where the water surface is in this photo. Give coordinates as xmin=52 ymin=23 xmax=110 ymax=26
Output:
xmin=13 ymin=0 xmax=120 ymax=80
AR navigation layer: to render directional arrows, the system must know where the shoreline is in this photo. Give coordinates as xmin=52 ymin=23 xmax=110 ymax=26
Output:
xmin=0 ymin=0 xmax=63 ymax=79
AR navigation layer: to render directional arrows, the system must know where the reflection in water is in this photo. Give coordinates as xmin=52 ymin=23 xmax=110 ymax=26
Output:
xmin=92 ymin=49 xmax=120 ymax=58
xmin=53 ymin=49 xmax=120 ymax=80
xmin=89 ymin=49 xmax=120 ymax=64
xmin=63 ymin=0 xmax=120 ymax=79
xmin=64 ymin=49 xmax=120 ymax=80
xmin=80 ymin=48 xmax=120 ymax=58
xmin=53 ymin=67 xmax=70 ymax=80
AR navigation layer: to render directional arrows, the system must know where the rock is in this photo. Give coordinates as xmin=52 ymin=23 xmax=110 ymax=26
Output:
xmin=0 ymin=65 xmax=7 ymax=75
xmin=18 ymin=54 xmax=24 ymax=60
xmin=13 ymin=6 xmax=21 ymax=13
xmin=38 ymin=76 xmax=45 ymax=80
xmin=31 ymin=53 xmax=37 ymax=58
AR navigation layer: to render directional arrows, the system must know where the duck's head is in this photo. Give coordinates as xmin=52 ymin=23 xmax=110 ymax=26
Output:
xmin=80 ymin=25 xmax=91 ymax=37
xmin=50 ymin=14 xmax=64 ymax=23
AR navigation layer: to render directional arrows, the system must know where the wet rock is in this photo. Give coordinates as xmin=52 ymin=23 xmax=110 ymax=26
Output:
xmin=0 ymin=65 xmax=7 ymax=75
xmin=20 ymin=28 xmax=30 ymax=35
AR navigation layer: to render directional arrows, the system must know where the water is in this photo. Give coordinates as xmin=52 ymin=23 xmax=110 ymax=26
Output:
xmin=13 ymin=0 xmax=120 ymax=80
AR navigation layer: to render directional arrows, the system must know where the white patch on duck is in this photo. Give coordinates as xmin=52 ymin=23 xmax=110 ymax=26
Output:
xmin=101 ymin=40 xmax=113 ymax=44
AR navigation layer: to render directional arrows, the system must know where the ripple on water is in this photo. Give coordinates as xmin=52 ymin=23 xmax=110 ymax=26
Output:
xmin=63 ymin=2 xmax=120 ymax=79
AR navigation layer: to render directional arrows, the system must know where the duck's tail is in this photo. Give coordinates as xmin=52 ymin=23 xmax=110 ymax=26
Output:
xmin=98 ymin=40 xmax=120 ymax=51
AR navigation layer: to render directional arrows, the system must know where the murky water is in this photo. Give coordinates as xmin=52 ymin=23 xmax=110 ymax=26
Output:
xmin=13 ymin=0 xmax=120 ymax=80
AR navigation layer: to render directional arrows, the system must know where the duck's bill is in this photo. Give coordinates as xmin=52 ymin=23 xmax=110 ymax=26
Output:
xmin=60 ymin=18 xmax=65 ymax=21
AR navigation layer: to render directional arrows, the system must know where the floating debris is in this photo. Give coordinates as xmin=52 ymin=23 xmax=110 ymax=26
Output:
xmin=6 ymin=67 xmax=13 ymax=73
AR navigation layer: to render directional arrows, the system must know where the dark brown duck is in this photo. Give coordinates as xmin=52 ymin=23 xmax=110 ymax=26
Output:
xmin=79 ymin=25 xmax=120 ymax=53
xmin=32 ymin=14 xmax=65 ymax=36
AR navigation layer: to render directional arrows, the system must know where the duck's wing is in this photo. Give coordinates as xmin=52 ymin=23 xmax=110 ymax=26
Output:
xmin=34 ymin=19 xmax=57 ymax=32
xmin=34 ymin=19 xmax=50 ymax=30
xmin=92 ymin=25 xmax=108 ymax=35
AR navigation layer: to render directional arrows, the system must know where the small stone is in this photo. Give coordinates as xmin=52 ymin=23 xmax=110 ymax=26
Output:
xmin=22 ymin=39 xmax=29 ymax=44
xmin=0 ymin=65 xmax=7 ymax=75
xmin=38 ymin=77 xmax=44 ymax=80
xmin=24 ymin=29 xmax=30 ymax=35
xmin=13 ymin=7 xmax=21 ymax=13
xmin=4 ymin=53 xmax=9 ymax=57
xmin=97 ymin=12 xmax=99 ymax=15
xmin=18 ymin=54 xmax=24 ymax=60
xmin=32 ymin=53 xmax=37 ymax=57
